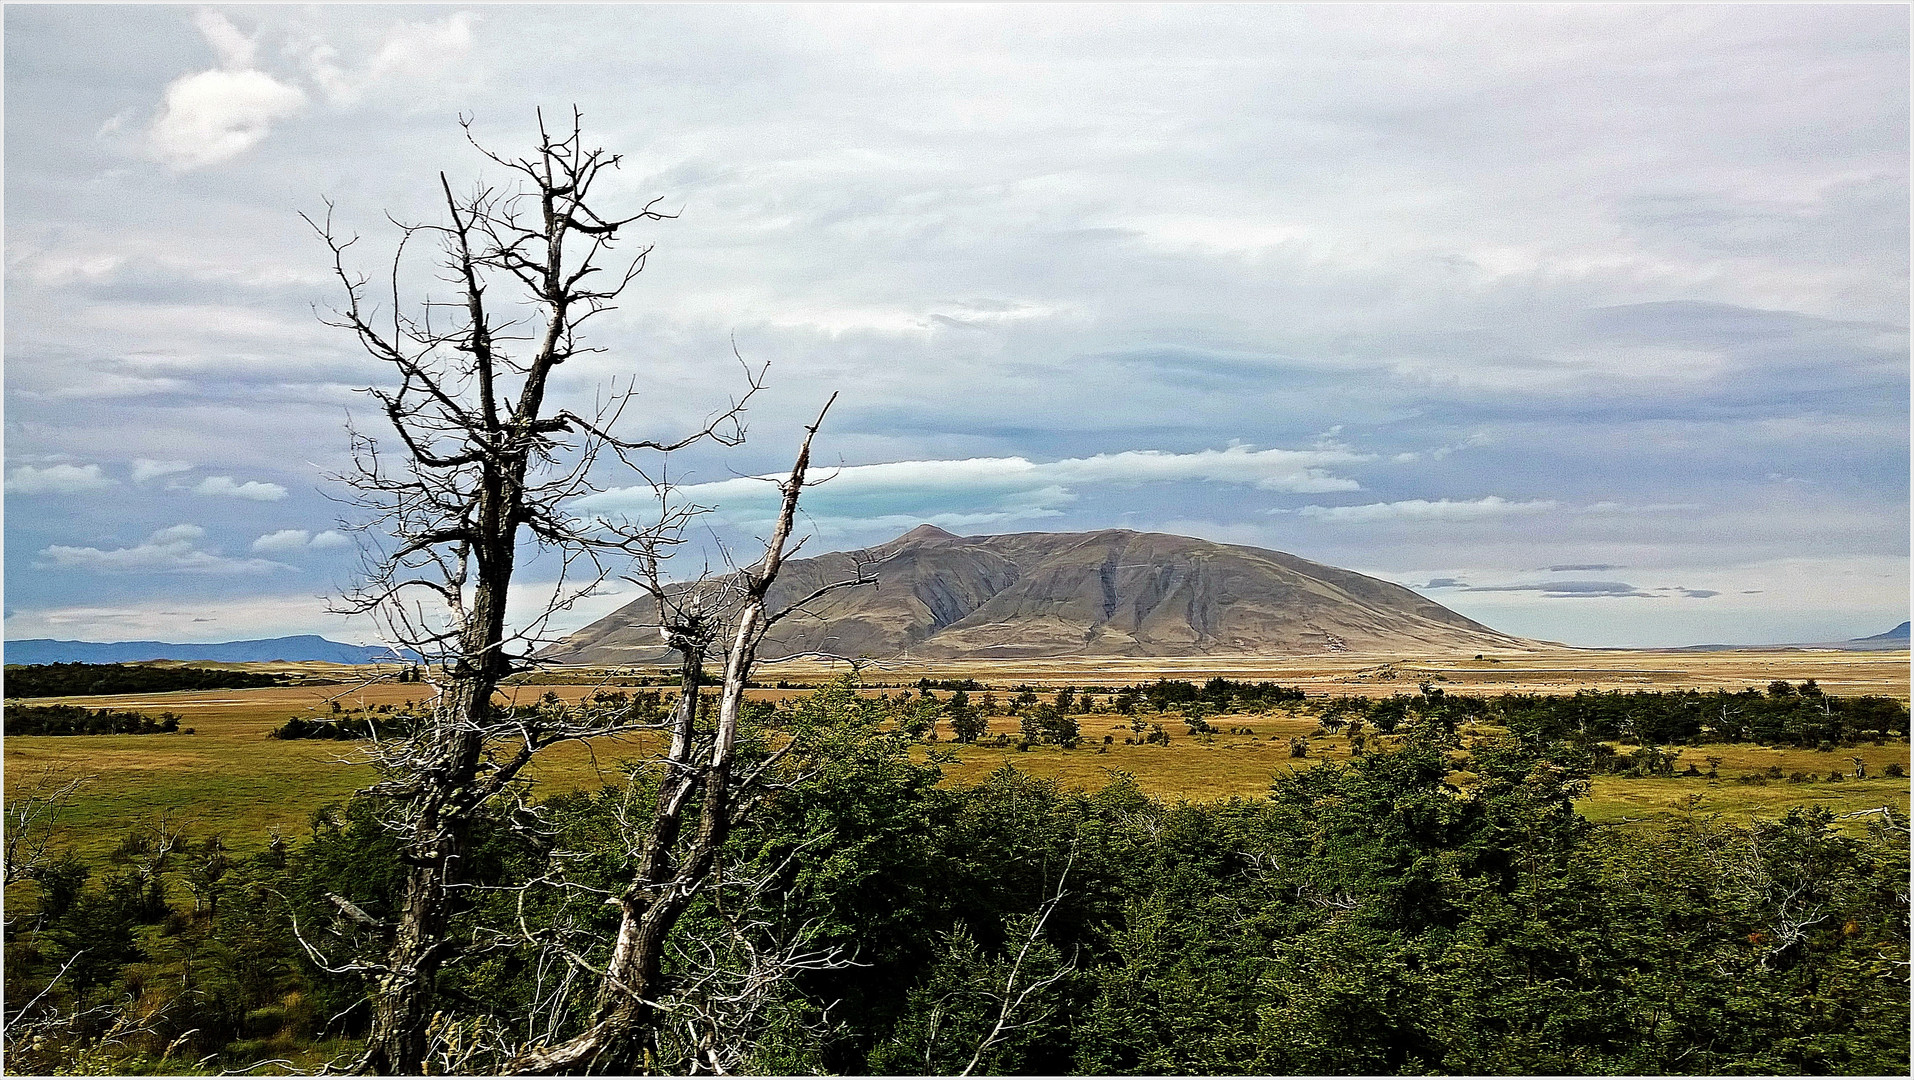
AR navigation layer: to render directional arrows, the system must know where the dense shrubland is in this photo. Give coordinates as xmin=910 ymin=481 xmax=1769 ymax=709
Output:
xmin=5 ymin=678 xmax=1906 ymax=1075
xmin=3 ymin=704 xmax=185 ymax=736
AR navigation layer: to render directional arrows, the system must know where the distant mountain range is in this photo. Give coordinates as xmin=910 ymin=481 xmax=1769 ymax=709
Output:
xmin=1674 ymin=621 xmax=1911 ymax=653
xmin=542 ymin=524 xmax=1535 ymax=663
xmin=4 ymin=635 xmax=417 ymax=666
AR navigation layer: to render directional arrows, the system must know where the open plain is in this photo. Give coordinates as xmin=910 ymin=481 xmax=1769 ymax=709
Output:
xmin=6 ymin=648 xmax=1908 ymax=859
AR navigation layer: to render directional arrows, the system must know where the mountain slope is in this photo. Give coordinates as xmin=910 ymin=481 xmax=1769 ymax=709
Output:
xmin=544 ymin=525 xmax=1530 ymax=663
xmin=1852 ymin=621 xmax=1910 ymax=645
xmin=1673 ymin=622 xmax=1912 ymax=653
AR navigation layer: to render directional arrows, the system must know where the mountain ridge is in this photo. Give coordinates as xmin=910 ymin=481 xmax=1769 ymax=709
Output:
xmin=1671 ymin=621 xmax=1911 ymax=653
xmin=543 ymin=525 xmax=1534 ymax=663
xmin=4 ymin=635 xmax=417 ymax=666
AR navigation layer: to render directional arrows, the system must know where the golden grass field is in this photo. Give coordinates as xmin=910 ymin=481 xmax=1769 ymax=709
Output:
xmin=5 ymin=648 xmax=1908 ymax=859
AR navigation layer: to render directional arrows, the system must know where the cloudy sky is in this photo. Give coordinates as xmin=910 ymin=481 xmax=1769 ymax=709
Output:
xmin=5 ymin=4 xmax=1907 ymax=649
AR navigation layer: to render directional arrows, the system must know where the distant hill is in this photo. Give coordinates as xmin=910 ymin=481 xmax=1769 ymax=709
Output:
xmin=3 ymin=635 xmax=417 ymax=666
xmin=1852 ymin=621 xmax=1910 ymax=645
xmin=1675 ymin=622 xmax=1911 ymax=653
xmin=542 ymin=524 xmax=1533 ymax=664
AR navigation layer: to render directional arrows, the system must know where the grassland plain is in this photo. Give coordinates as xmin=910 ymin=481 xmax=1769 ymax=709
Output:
xmin=4 ymin=649 xmax=1908 ymax=861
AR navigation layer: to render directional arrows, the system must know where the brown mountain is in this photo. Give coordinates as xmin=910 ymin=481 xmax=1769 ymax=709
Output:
xmin=542 ymin=525 xmax=1531 ymax=663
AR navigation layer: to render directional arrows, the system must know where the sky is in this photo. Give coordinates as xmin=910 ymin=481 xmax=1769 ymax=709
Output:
xmin=4 ymin=4 xmax=1908 ymax=650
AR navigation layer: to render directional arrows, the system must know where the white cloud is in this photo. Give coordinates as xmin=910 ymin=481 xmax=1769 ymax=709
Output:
xmin=39 ymin=524 xmax=296 ymax=574
xmin=1578 ymin=501 xmax=1703 ymax=515
xmin=194 ymin=475 xmax=289 ymax=501
xmin=4 ymin=248 xmax=124 ymax=287
xmin=252 ymin=528 xmax=351 ymax=553
xmin=1288 ymin=496 xmax=1559 ymax=524
xmin=5 ymin=463 xmax=116 ymax=495
xmin=193 ymin=8 xmax=258 ymax=69
xmin=297 ymin=12 xmax=478 ymax=105
xmin=579 ymin=445 xmax=1365 ymax=529
xmin=251 ymin=528 xmax=313 ymax=553
xmin=147 ymin=68 xmax=305 ymax=171
xmin=131 ymin=458 xmax=193 ymax=483
xmin=3 ymin=593 xmax=378 ymax=642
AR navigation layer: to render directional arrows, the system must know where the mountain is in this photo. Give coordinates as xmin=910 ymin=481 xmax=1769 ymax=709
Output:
xmin=1674 ymin=621 xmax=1911 ymax=653
xmin=1851 ymin=621 xmax=1910 ymax=645
xmin=3 ymin=635 xmax=417 ymax=666
xmin=543 ymin=525 xmax=1532 ymax=664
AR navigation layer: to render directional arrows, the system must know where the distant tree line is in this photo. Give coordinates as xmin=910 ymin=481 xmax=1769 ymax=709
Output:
xmin=4 ymin=663 xmax=279 ymax=699
xmin=1117 ymin=676 xmax=1308 ymax=714
xmin=1315 ymin=681 xmax=1909 ymax=748
xmin=3 ymin=704 xmax=183 ymax=736
xmin=267 ymin=688 xmax=688 ymax=742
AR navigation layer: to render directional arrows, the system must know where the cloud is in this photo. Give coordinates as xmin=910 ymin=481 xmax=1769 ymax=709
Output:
xmin=5 ymin=463 xmax=116 ymax=495
xmin=1422 ymin=577 xmax=1467 ymax=589
xmin=193 ymin=476 xmax=289 ymax=501
xmin=297 ymin=12 xmax=479 ymax=105
xmin=1464 ymin=579 xmax=1659 ymax=599
xmin=193 ymin=8 xmax=257 ymax=69
xmin=147 ymin=69 xmax=305 ymax=170
xmin=1287 ymin=496 xmax=1558 ymax=524
xmin=4 ymin=248 xmax=124 ymax=287
xmin=1579 ymin=501 xmax=1703 ymax=515
xmin=3 ymin=592 xmax=377 ymax=642
xmin=581 ymin=445 xmax=1366 ymax=526
xmin=251 ymin=529 xmax=312 ymax=553
xmin=1547 ymin=563 xmax=1619 ymax=572
xmin=131 ymin=458 xmax=193 ymax=483
xmin=1283 ymin=498 xmax=1702 ymax=524
xmin=1456 ymin=579 xmax=1723 ymax=600
xmin=252 ymin=528 xmax=351 ymax=553
xmin=39 ymin=524 xmax=296 ymax=574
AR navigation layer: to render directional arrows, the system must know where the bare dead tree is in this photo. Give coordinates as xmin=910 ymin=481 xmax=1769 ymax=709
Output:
xmin=305 ymin=108 xmax=793 ymax=1074
xmin=2 ymin=766 xmax=89 ymax=899
xmin=504 ymin=397 xmax=879 ymax=1074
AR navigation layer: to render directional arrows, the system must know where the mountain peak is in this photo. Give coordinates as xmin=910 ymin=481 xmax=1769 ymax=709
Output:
xmin=896 ymin=523 xmax=958 ymax=543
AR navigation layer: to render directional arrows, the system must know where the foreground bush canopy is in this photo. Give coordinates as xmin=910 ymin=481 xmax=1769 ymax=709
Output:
xmin=4 ymin=678 xmax=1908 ymax=1075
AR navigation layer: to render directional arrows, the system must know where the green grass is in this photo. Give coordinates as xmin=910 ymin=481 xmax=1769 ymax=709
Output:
xmin=929 ymin=709 xmax=1912 ymax=831
xmin=7 ymin=684 xmax=1909 ymax=861
xmin=2 ymin=681 xmax=658 ymax=859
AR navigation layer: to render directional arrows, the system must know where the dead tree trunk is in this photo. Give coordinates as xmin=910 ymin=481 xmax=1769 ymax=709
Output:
xmin=507 ymin=397 xmax=871 ymax=1074
xmin=310 ymin=109 xmax=763 ymax=1076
